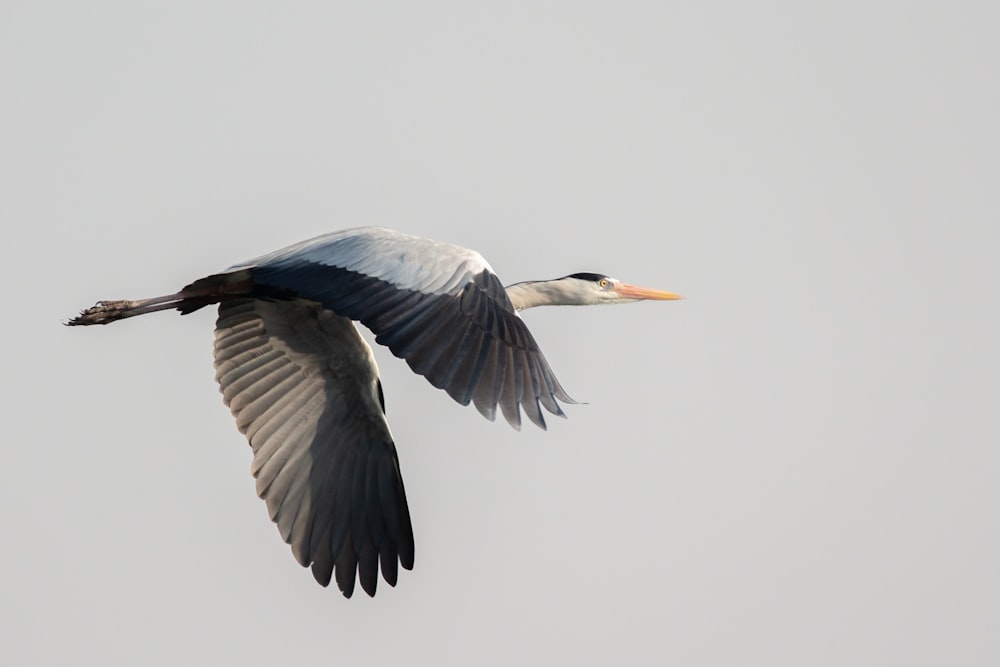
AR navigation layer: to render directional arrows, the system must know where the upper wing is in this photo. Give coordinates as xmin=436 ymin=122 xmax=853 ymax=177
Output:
xmin=241 ymin=227 xmax=576 ymax=429
xmin=214 ymin=297 xmax=414 ymax=598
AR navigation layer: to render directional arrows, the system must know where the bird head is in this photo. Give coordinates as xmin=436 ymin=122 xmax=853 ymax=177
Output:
xmin=562 ymin=272 xmax=684 ymax=305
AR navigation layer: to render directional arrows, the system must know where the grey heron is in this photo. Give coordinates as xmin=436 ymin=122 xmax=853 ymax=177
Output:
xmin=68 ymin=226 xmax=682 ymax=598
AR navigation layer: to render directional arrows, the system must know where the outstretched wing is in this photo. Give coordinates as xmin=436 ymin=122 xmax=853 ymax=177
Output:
xmin=214 ymin=297 xmax=414 ymax=598
xmin=241 ymin=227 xmax=575 ymax=429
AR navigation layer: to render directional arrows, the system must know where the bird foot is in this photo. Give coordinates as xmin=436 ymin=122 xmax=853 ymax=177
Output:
xmin=66 ymin=300 xmax=136 ymax=326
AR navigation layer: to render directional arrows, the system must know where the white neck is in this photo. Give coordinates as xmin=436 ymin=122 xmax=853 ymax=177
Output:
xmin=505 ymin=280 xmax=589 ymax=311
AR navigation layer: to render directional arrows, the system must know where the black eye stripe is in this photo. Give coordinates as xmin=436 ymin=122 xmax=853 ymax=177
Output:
xmin=565 ymin=272 xmax=608 ymax=283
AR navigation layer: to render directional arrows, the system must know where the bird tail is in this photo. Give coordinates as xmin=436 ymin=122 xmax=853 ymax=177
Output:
xmin=66 ymin=269 xmax=254 ymax=326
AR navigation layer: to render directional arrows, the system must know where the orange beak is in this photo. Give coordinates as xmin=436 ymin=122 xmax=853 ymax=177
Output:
xmin=613 ymin=282 xmax=684 ymax=301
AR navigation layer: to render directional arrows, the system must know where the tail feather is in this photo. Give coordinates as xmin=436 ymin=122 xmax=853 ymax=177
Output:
xmin=66 ymin=269 xmax=255 ymax=326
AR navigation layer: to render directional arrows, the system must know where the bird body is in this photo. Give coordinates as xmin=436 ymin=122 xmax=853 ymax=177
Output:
xmin=69 ymin=226 xmax=682 ymax=597
xmin=233 ymin=227 xmax=493 ymax=296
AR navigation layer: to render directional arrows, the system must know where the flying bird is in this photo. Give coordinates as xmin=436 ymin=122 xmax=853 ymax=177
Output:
xmin=68 ymin=226 xmax=682 ymax=597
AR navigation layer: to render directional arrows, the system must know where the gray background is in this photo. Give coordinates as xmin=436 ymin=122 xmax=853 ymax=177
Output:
xmin=4 ymin=2 xmax=998 ymax=665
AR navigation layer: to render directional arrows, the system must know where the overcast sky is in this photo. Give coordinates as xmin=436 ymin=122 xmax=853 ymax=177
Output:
xmin=3 ymin=2 xmax=998 ymax=665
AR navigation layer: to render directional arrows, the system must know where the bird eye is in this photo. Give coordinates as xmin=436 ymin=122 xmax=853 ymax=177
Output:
xmin=599 ymin=279 xmax=609 ymax=288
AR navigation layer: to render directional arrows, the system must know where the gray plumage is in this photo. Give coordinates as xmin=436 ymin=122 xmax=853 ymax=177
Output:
xmin=68 ymin=226 xmax=682 ymax=598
